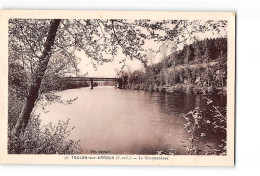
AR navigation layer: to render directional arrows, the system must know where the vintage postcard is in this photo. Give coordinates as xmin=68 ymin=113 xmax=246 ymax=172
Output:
xmin=0 ymin=10 xmax=235 ymax=166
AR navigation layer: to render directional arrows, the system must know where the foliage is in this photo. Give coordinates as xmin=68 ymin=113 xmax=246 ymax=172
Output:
xmin=8 ymin=79 xmax=81 ymax=154
xmin=41 ymin=74 xmax=90 ymax=92
xmin=121 ymin=37 xmax=227 ymax=93
xmin=157 ymin=149 xmax=177 ymax=155
xmin=8 ymin=115 xmax=82 ymax=154
xmin=8 ymin=19 xmax=227 ymax=78
xmin=8 ymin=86 xmax=25 ymax=129
xmin=8 ymin=62 xmax=29 ymax=97
xmin=180 ymin=93 xmax=227 ymax=155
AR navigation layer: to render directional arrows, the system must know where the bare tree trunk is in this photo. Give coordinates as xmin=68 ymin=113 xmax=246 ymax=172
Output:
xmin=12 ymin=19 xmax=61 ymax=137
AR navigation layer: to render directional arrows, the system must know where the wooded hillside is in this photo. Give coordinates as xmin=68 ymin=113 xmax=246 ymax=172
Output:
xmin=120 ymin=37 xmax=227 ymax=93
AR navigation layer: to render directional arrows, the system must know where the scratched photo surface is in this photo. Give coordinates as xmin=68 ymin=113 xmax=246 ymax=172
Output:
xmin=7 ymin=17 xmax=229 ymax=156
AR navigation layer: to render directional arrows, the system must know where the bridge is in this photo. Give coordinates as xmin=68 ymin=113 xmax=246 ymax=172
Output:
xmin=63 ymin=77 xmax=123 ymax=89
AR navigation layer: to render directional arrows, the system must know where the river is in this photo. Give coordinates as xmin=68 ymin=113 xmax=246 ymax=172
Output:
xmin=36 ymin=86 xmax=226 ymax=155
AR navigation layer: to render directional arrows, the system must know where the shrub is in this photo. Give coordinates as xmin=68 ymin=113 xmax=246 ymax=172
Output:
xmin=8 ymin=115 xmax=82 ymax=154
xmin=186 ymin=84 xmax=193 ymax=93
xmin=174 ymin=84 xmax=183 ymax=92
xmin=180 ymin=93 xmax=226 ymax=155
xmin=192 ymin=85 xmax=200 ymax=94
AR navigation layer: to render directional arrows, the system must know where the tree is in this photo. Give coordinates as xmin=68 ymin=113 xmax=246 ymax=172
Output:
xmin=9 ymin=19 xmax=227 ymax=136
xmin=145 ymin=49 xmax=157 ymax=66
xmin=12 ymin=19 xmax=61 ymax=137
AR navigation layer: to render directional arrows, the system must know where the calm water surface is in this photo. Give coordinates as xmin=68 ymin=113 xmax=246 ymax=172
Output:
xmin=36 ymin=86 xmax=226 ymax=154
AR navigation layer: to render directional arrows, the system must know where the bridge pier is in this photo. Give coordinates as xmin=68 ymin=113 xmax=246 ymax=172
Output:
xmin=90 ymin=78 xmax=94 ymax=89
xmin=117 ymin=78 xmax=123 ymax=89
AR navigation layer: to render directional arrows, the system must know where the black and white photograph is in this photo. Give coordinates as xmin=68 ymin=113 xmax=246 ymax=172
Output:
xmin=0 ymin=10 xmax=235 ymax=166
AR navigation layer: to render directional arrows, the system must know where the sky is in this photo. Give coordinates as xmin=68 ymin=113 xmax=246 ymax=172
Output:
xmin=76 ymin=50 xmax=144 ymax=78
xmin=75 ymin=22 xmax=227 ymax=78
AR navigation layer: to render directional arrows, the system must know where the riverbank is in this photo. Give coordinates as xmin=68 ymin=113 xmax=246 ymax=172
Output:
xmin=122 ymin=83 xmax=226 ymax=95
